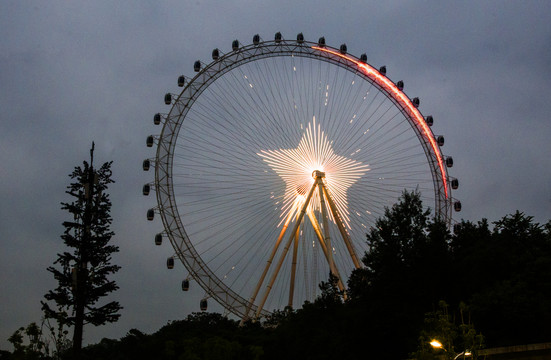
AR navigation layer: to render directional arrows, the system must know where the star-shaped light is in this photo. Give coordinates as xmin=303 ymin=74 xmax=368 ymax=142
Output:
xmin=258 ymin=116 xmax=370 ymax=228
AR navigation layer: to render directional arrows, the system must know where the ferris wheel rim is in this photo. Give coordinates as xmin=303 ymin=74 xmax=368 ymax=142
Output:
xmin=152 ymin=36 xmax=454 ymax=319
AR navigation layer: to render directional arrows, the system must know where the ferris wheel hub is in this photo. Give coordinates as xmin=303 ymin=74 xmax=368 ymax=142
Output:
xmin=312 ymin=170 xmax=325 ymax=179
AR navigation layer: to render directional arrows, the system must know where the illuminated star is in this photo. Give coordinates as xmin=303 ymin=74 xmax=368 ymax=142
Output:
xmin=258 ymin=116 xmax=370 ymax=228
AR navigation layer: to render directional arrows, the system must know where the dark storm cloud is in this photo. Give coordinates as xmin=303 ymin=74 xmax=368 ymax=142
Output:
xmin=1 ymin=0 xmax=550 ymax=350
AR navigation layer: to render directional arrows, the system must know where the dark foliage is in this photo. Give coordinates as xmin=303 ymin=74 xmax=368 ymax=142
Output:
xmin=41 ymin=155 xmax=122 ymax=357
xmin=344 ymin=190 xmax=454 ymax=359
xmin=80 ymin=313 xmax=266 ymax=360
xmin=454 ymin=212 xmax=551 ymax=346
xmin=262 ymin=192 xmax=551 ymax=359
xmin=75 ymin=191 xmax=551 ymax=359
xmin=7 ymin=190 xmax=548 ymax=360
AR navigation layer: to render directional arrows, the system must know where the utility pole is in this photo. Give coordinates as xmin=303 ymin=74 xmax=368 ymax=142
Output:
xmin=42 ymin=142 xmax=121 ymax=359
xmin=72 ymin=142 xmax=96 ymax=358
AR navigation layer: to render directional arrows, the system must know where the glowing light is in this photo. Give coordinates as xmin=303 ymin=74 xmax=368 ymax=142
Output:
xmin=430 ymin=340 xmax=443 ymax=349
xmin=312 ymin=46 xmax=449 ymax=198
xmin=258 ymin=117 xmax=369 ymax=228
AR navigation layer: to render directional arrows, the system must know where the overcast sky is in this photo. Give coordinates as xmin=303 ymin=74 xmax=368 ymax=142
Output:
xmin=1 ymin=0 xmax=550 ymax=351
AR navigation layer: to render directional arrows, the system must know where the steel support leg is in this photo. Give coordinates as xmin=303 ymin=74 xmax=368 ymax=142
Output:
xmin=322 ymin=184 xmax=361 ymax=269
xmin=255 ymin=179 xmax=318 ymax=318
xmin=306 ymin=208 xmax=346 ymax=293
xmin=242 ymin=203 xmax=296 ymax=323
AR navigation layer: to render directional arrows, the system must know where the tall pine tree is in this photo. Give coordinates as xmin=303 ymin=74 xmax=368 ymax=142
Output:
xmin=41 ymin=143 xmax=122 ymax=358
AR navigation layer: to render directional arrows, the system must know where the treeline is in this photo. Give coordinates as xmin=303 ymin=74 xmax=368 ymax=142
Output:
xmin=4 ymin=191 xmax=551 ymax=359
xmin=80 ymin=192 xmax=551 ymax=360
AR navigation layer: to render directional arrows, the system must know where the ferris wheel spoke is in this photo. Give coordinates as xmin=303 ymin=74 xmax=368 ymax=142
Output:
xmin=233 ymin=59 xmax=299 ymax=146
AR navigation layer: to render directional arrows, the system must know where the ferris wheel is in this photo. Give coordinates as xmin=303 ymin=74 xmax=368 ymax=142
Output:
xmin=143 ymin=32 xmax=460 ymax=321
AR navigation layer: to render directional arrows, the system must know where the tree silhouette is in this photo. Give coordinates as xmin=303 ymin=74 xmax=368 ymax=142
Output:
xmin=41 ymin=144 xmax=121 ymax=358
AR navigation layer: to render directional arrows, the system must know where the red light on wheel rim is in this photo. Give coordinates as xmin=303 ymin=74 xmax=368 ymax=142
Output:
xmin=311 ymin=46 xmax=449 ymax=198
